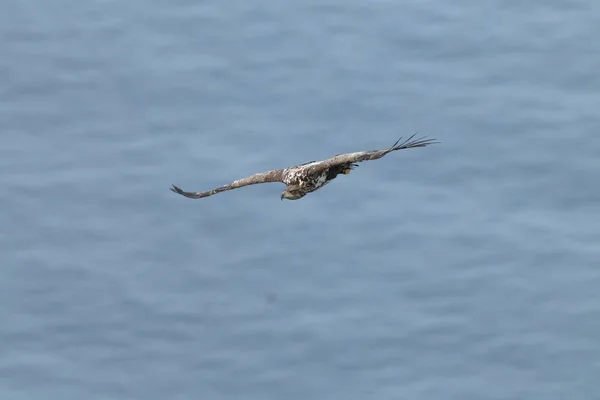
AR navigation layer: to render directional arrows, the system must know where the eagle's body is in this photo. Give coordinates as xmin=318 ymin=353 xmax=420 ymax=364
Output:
xmin=283 ymin=161 xmax=354 ymax=193
xmin=171 ymin=134 xmax=436 ymax=201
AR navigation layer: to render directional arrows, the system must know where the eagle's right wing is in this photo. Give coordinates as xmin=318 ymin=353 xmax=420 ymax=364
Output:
xmin=171 ymin=169 xmax=285 ymax=199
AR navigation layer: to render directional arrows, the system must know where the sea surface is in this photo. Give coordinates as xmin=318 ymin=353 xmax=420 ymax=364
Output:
xmin=1 ymin=1 xmax=599 ymax=399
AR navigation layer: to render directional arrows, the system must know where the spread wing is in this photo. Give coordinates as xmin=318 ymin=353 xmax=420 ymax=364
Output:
xmin=308 ymin=133 xmax=437 ymax=173
xmin=171 ymin=169 xmax=285 ymax=199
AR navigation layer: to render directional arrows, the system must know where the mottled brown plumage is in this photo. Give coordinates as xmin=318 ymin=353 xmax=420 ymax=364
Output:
xmin=170 ymin=134 xmax=437 ymax=201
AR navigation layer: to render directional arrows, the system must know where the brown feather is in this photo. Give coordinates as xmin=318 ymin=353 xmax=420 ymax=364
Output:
xmin=306 ymin=134 xmax=437 ymax=175
xmin=170 ymin=169 xmax=285 ymax=199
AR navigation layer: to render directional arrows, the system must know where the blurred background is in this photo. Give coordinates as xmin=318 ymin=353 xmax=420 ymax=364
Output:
xmin=1 ymin=1 xmax=599 ymax=399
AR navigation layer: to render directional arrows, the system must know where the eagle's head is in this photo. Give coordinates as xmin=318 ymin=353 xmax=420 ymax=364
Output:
xmin=281 ymin=187 xmax=306 ymax=201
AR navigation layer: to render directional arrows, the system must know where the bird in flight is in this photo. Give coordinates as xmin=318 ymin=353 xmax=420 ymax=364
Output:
xmin=170 ymin=133 xmax=437 ymax=201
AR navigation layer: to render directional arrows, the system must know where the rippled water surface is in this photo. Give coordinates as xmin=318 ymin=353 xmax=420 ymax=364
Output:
xmin=2 ymin=1 xmax=599 ymax=399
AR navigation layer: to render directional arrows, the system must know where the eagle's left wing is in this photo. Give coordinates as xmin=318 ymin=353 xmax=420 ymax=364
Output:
xmin=308 ymin=134 xmax=437 ymax=173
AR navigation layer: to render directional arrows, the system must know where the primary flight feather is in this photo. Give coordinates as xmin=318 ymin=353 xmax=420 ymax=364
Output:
xmin=170 ymin=134 xmax=437 ymax=201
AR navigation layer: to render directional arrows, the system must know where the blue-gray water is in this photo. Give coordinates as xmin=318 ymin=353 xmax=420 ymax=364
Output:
xmin=1 ymin=1 xmax=599 ymax=399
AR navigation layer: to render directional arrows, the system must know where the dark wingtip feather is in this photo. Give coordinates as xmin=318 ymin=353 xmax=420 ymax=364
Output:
xmin=170 ymin=184 xmax=182 ymax=194
xmin=390 ymin=136 xmax=403 ymax=149
xmin=170 ymin=184 xmax=206 ymax=199
xmin=392 ymin=133 xmax=439 ymax=150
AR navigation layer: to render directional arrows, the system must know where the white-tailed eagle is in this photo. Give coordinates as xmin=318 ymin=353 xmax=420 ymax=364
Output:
xmin=171 ymin=134 xmax=437 ymax=201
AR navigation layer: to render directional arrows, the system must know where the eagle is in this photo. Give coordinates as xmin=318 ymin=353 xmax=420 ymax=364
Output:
xmin=170 ymin=134 xmax=437 ymax=201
